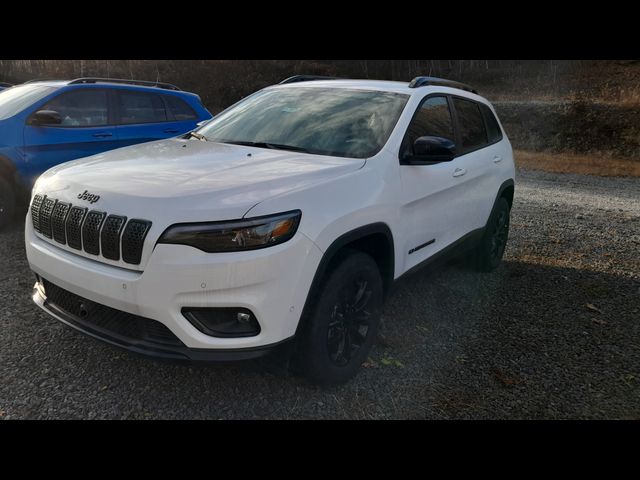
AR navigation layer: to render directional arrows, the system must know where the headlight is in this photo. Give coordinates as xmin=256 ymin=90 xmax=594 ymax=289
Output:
xmin=157 ymin=210 xmax=301 ymax=253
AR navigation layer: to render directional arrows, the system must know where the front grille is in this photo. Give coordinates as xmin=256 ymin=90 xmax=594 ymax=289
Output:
xmin=51 ymin=202 xmax=71 ymax=244
xmin=65 ymin=206 xmax=87 ymax=250
xmin=39 ymin=197 xmax=57 ymax=238
xmin=122 ymin=220 xmax=152 ymax=265
xmin=42 ymin=279 xmax=183 ymax=347
xmin=82 ymin=211 xmax=106 ymax=255
xmin=30 ymin=195 xmax=151 ymax=266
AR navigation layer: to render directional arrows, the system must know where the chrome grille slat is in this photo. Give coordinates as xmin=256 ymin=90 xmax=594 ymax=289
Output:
xmin=65 ymin=206 xmax=88 ymax=250
xmin=51 ymin=202 xmax=71 ymax=244
xmin=122 ymin=219 xmax=152 ymax=265
xmin=39 ymin=197 xmax=57 ymax=238
xmin=82 ymin=211 xmax=106 ymax=255
xmin=31 ymin=194 xmax=44 ymax=233
xmin=101 ymin=215 xmax=127 ymax=261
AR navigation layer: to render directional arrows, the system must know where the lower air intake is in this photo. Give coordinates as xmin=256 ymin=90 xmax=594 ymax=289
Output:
xmin=42 ymin=279 xmax=183 ymax=348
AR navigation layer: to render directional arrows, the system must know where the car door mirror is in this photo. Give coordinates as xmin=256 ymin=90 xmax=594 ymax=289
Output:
xmin=404 ymin=136 xmax=456 ymax=164
xmin=28 ymin=110 xmax=63 ymax=126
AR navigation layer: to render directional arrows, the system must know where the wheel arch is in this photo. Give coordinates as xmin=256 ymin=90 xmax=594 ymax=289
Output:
xmin=0 ymin=154 xmax=17 ymax=181
xmin=497 ymin=178 xmax=515 ymax=209
xmin=295 ymin=222 xmax=395 ymax=336
xmin=483 ymin=178 xmax=515 ymax=231
xmin=0 ymin=153 xmax=31 ymax=204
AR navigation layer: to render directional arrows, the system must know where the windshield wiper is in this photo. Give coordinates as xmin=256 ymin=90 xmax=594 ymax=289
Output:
xmin=224 ymin=140 xmax=313 ymax=154
xmin=184 ymin=131 xmax=208 ymax=141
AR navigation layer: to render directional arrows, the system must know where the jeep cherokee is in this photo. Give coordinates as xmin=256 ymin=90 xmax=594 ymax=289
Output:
xmin=25 ymin=75 xmax=515 ymax=384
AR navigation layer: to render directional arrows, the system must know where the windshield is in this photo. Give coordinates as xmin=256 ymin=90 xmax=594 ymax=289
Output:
xmin=197 ymin=87 xmax=409 ymax=158
xmin=0 ymin=84 xmax=57 ymax=121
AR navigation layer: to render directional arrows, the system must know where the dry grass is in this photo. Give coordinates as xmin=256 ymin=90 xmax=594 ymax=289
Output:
xmin=514 ymin=150 xmax=640 ymax=177
xmin=488 ymin=88 xmax=640 ymax=107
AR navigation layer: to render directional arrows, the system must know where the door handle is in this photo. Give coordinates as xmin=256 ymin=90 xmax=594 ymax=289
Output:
xmin=452 ymin=168 xmax=467 ymax=178
xmin=92 ymin=132 xmax=113 ymax=138
xmin=163 ymin=128 xmax=180 ymax=134
xmin=493 ymin=155 xmax=503 ymax=164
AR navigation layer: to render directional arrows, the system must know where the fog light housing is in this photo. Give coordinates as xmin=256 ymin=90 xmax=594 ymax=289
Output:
xmin=182 ymin=307 xmax=261 ymax=338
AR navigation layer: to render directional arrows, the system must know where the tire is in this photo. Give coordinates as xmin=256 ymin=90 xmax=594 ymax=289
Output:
xmin=0 ymin=176 xmax=16 ymax=231
xmin=297 ymin=250 xmax=384 ymax=385
xmin=474 ymin=196 xmax=511 ymax=272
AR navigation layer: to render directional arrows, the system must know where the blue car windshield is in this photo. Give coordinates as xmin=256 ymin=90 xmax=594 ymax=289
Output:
xmin=197 ymin=87 xmax=409 ymax=159
xmin=0 ymin=84 xmax=57 ymax=120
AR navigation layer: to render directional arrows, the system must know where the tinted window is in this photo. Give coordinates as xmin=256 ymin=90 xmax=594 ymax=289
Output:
xmin=0 ymin=84 xmax=56 ymax=120
xmin=43 ymin=89 xmax=109 ymax=127
xmin=453 ymin=98 xmax=487 ymax=152
xmin=165 ymin=95 xmax=197 ymax=121
xmin=479 ymin=103 xmax=502 ymax=143
xmin=402 ymin=96 xmax=454 ymax=157
xmin=198 ymin=87 xmax=409 ymax=159
xmin=118 ymin=91 xmax=167 ymax=124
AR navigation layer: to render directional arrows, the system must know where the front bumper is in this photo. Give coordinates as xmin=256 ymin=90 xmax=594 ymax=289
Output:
xmin=26 ymin=219 xmax=323 ymax=354
xmin=32 ymin=279 xmax=288 ymax=361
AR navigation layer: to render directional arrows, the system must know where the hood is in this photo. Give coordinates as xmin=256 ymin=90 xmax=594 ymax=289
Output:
xmin=36 ymin=137 xmax=365 ymax=223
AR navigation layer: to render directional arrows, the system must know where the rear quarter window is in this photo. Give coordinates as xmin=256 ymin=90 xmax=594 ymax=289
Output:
xmin=452 ymin=97 xmax=488 ymax=153
xmin=479 ymin=103 xmax=503 ymax=144
xmin=164 ymin=95 xmax=198 ymax=121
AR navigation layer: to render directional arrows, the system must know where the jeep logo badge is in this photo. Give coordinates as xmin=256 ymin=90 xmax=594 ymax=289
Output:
xmin=77 ymin=190 xmax=100 ymax=204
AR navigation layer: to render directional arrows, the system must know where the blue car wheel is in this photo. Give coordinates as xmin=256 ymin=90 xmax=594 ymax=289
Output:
xmin=0 ymin=175 xmax=16 ymax=230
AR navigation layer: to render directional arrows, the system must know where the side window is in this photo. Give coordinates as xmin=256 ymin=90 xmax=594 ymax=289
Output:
xmin=43 ymin=89 xmax=109 ymax=127
xmin=479 ymin=103 xmax=502 ymax=144
xmin=402 ymin=96 xmax=454 ymax=158
xmin=117 ymin=91 xmax=167 ymax=125
xmin=164 ymin=95 xmax=197 ymax=121
xmin=452 ymin=98 xmax=488 ymax=153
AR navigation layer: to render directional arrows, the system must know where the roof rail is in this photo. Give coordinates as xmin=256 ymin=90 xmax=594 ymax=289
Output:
xmin=23 ymin=78 xmax=60 ymax=84
xmin=68 ymin=77 xmax=181 ymax=91
xmin=279 ymin=75 xmax=339 ymax=85
xmin=408 ymin=76 xmax=478 ymax=94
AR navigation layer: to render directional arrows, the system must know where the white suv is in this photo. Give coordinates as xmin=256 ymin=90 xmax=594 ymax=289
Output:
xmin=25 ymin=75 xmax=515 ymax=384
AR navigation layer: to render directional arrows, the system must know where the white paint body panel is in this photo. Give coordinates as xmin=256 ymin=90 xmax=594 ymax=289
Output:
xmin=25 ymin=80 xmax=515 ymax=351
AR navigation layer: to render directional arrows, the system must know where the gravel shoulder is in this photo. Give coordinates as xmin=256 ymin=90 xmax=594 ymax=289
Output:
xmin=0 ymin=168 xmax=639 ymax=419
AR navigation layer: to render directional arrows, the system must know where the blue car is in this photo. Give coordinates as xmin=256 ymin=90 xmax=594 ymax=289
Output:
xmin=0 ymin=77 xmax=212 ymax=228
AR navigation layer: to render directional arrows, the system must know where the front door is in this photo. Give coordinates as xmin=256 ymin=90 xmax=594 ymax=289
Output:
xmin=23 ymin=88 xmax=118 ymax=178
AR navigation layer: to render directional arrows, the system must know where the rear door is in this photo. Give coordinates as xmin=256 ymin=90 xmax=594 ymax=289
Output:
xmin=113 ymin=90 xmax=195 ymax=148
xmin=449 ymin=97 xmax=499 ymax=231
xmin=23 ymin=88 xmax=118 ymax=174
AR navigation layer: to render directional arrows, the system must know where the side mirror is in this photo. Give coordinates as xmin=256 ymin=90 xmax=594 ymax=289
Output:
xmin=28 ymin=110 xmax=62 ymax=126
xmin=404 ymin=136 xmax=456 ymax=164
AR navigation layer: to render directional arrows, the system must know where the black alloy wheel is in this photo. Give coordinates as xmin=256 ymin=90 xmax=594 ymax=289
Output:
xmin=297 ymin=250 xmax=383 ymax=384
xmin=474 ymin=196 xmax=511 ymax=272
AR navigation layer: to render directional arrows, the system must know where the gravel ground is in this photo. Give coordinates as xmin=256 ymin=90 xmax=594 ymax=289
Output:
xmin=1 ymin=168 xmax=639 ymax=419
